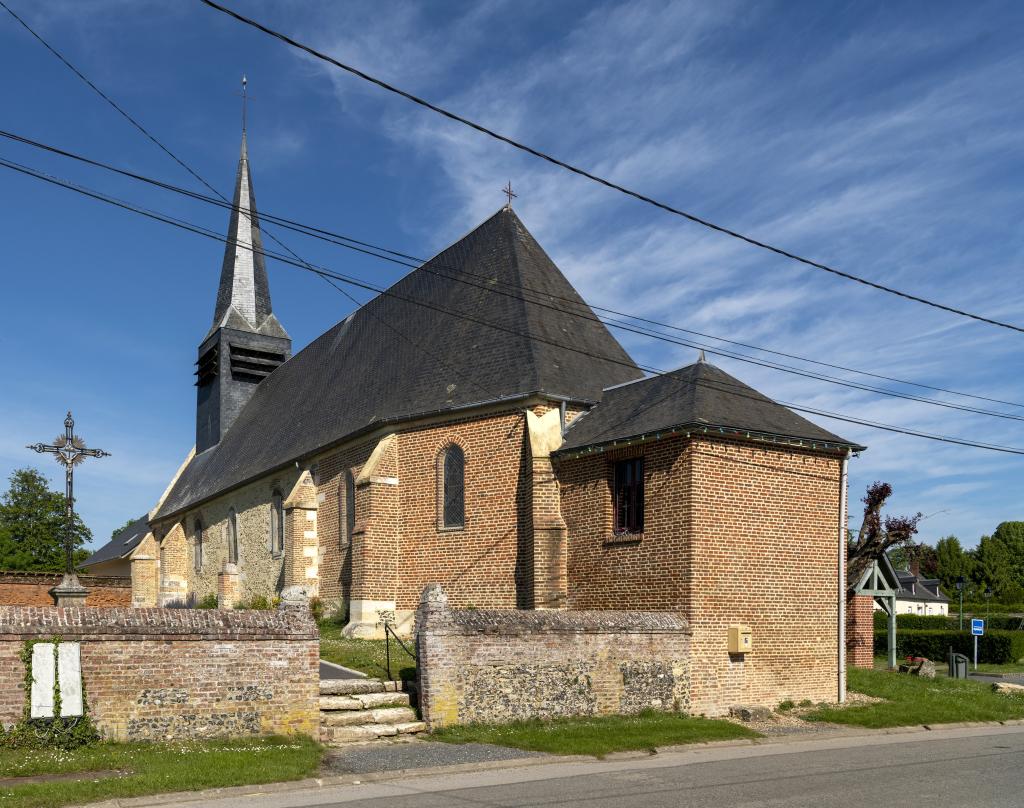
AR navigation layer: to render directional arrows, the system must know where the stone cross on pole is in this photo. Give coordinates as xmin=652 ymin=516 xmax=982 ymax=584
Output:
xmin=27 ymin=411 xmax=110 ymax=606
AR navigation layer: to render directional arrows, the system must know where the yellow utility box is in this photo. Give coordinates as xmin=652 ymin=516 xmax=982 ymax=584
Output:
xmin=728 ymin=625 xmax=752 ymax=654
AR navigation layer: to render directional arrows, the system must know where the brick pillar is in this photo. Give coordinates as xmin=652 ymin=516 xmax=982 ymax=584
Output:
xmin=526 ymin=409 xmax=568 ymax=609
xmin=129 ymin=532 xmax=159 ymax=607
xmin=157 ymin=522 xmax=189 ymax=606
xmin=218 ymin=563 xmax=240 ymax=609
xmin=283 ymin=471 xmax=319 ymax=595
xmin=846 ymin=594 xmax=875 ymax=669
xmin=415 ymin=583 xmax=452 ymax=730
xmin=345 ymin=434 xmax=400 ymax=639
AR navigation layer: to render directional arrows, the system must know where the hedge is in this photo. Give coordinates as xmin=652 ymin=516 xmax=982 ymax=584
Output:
xmin=871 ymin=613 xmax=1024 ymax=631
xmin=874 ymin=629 xmax=1024 ymax=664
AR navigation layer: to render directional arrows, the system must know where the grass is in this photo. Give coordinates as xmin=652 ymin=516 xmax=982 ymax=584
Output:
xmin=804 ymin=666 xmax=1024 ymax=728
xmin=0 ymin=736 xmax=322 ymax=808
xmin=873 ymin=656 xmax=1024 ymax=676
xmin=318 ymin=620 xmax=417 ymax=681
xmin=431 ymin=710 xmax=759 ymax=757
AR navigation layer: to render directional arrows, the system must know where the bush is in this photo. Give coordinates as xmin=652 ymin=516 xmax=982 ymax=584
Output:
xmin=309 ymin=596 xmax=324 ymax=623
xmin=871 ymin=612 xmax=1024 ymax=632
xmin=195 ymin=593 xmax=219 ymax=609
xmin=875 ymin=629 xmax=1024 ymax=664
xmin=238 ymin=594 xmax=272 ymax=610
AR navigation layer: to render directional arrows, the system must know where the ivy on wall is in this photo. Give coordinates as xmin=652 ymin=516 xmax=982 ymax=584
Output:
xmin=0 ymin=636 xmax=99 ymax=750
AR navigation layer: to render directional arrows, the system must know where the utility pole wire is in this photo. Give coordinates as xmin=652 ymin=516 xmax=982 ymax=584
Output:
xmin=198 ymin=0 xmax=1024 ymax=336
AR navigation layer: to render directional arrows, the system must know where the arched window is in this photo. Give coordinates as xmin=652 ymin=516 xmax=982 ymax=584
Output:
xmin=441 ymin=445 xmax=465 ymax=529
xmin=194 ymin=517 xmax=204 ymax=572
xmin=341 ymin=470 xmax=356 ymax=546
xmin=227 ymin=508 xmax=239 ymax=565
xmin=270 ymin=491 xmax=284 ymax=555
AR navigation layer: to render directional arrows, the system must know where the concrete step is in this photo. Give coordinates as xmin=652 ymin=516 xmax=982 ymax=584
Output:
xmin=320 ymin=720 xmax=426 ymax=746
xmin=319 ymin=691 xmax=411 ymax=711
xmin=318 ymin=678 xmax=406 ymax=696
xmin=321 ymin=706 xmax=418 ymax=728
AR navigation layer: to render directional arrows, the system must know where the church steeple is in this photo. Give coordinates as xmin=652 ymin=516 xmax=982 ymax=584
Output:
xmin=207 ymin=131 xmax=288 ymax=340
xmin=195 ymin=119 xmax=291 ymax=453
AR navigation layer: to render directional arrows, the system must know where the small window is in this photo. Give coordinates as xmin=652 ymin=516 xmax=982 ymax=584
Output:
xmin=227 ymin=507 xmax=239 ymax=564
xmin=194 ymin=517 xmax=204 ymax=572
xmin=270 ymin=491 xmax=284 ymax=555
xmin=342 ymin=471 xmax=356 ymax=546
xmin=441 ymin=445 xmax=465 ymax=529
xmin=613 ymin=457 xmax=644 ymax=534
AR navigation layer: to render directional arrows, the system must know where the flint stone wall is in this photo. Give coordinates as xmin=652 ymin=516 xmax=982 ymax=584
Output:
xmin=415 ymin=586 xmax=691 ymax=729
xmin=0 ymin=605 xmax=319 ymax=741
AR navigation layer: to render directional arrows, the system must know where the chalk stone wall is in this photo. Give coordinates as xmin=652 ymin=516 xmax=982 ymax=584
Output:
xmin=0 ymin=605 xmax=319 ymax=741
xmin=415 ymin=585 xmax=691 ymax=729
xmin=0 ymin=572 xmax=131 ymax=607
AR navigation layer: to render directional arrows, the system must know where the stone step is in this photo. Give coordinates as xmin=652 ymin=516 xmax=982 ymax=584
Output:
xmin=318 ymin=678 xmax=406 ymax=696
xmin=320 ymin=720 xmax=426 ymax=746
xmin=321 ymin=706 xmax=418 ymax=728
xmin=319 ymin=691 xmax=411 ymax=712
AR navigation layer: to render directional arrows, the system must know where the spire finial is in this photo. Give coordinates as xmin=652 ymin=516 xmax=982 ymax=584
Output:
xmin=502 ymin=181 xmax=517 ymax=209
xmin=241 ymin=74 xmax=248 ymax=134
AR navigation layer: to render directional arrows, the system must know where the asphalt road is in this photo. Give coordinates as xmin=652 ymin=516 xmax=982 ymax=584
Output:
xmin=160 ymin=725 xmax=1024 ymax=808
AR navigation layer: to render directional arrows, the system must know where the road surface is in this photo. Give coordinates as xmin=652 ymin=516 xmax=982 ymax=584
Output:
xmin=160 ymin=724 xmax=1024 ymax=807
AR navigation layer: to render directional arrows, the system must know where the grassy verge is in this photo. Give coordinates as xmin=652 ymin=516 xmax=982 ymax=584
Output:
xmin=0 ymin=736 xmax=322 ymax=808
xmin=318 ymin=620 xmax=416 ymax=681
xmin=873 ymin=656 xmax=1024 ymax=676
xmin=432 ymin=710 xmax=759 ymax=757
xmin=805 ymin=666 xmax=1024 ymax=728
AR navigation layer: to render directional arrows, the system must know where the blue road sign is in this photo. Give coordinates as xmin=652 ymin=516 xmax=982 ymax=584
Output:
xmin=971 ymin=618 xmax=985 ymax=636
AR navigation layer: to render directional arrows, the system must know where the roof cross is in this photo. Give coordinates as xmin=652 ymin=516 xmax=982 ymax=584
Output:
xmin=502 ymin=181 xmax=517 ymax=209
xmin=27 ymin=412 xmax=110 ymax=581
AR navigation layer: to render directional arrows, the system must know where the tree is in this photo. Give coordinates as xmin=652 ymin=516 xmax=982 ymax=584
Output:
xmin=992 ymin=521 xmax=1024 ymax=587
xmin=935 ymin=535 xmax=974 ymax=592
xmin=0 ymin=468 xmax=92 ymax=571
xmin=971 ymin=534 xmax=1013 ymax=597
xmin=847 ymin=481 xmax=922 ymax=590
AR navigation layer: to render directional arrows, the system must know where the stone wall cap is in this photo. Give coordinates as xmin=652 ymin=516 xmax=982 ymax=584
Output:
xmin=421 ymin=606 xmax=689 ymax=635
xmin=0 ymin=605 xmax=318 ymax=640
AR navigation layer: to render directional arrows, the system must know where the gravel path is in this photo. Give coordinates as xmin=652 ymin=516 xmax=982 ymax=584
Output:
xmin=323 ymin=741 xmax=547 ymax=774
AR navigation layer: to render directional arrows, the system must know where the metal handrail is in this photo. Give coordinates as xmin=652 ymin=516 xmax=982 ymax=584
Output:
xmin=384 ymin=622 xmax=416 ymax=682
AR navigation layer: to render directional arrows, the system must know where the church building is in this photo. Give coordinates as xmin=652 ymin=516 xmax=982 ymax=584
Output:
xmin=90 ymin=132 xmax=865 ymax=713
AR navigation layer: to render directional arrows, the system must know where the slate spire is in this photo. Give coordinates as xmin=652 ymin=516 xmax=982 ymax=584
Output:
xmin=208 ymin=132 xmax=288 ymax=340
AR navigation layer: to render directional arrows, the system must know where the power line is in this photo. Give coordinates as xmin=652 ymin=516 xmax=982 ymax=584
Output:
xmin=3 ymin=127 xmax=1022 ymax=422
xmin=198 ymin=0 xmax=1024 ymax=337
xmin=0 ymin=1 xmax=500 ymax=402
xmin=4 ymin=155 xmax=1023 ymax=457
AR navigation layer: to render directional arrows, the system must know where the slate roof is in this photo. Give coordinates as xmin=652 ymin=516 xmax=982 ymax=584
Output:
xmin=81 ymin=515 xmax=149 ymax=568
xmin=156 ymin=207 xmax=641 ymax=519
xmin=559 ymin=359 xmax=864 ymax=453
xmin=895 ymin=570 xmax=950 ymax=603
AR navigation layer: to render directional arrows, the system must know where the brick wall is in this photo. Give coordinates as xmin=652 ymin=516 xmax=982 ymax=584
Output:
xmin=416 ymin=585 xmax=691 ymax=729
xmin=0 ymin=604 xmax=319 ymax=740
xmin=559 ymin=435 xmax=844 ymax=715
xmin=846 ymin=594 xmax=875 ymax=669
xmin=0 ymin=572 xmax=131 ymax=607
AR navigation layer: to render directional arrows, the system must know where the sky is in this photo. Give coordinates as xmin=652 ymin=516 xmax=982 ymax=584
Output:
xmin=0 ymin=0 xmax=1021 ymax=554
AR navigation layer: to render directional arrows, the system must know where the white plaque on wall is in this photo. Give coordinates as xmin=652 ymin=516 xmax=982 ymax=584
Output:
xmin=29 ymin=642 xmax=83 ymax=719
xmin=30 ymin=643 xmax=55 ymax=719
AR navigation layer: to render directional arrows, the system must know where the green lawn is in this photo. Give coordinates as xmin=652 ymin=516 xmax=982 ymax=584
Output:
xmin=873 ymin=656 xmax=1024 ymax=676
xmin=0 ymin=736 xmax=322 ymax=808
xmin=432 ymin=710 xmax=759 ymax=757
xmin=318 ymin=620 xmax=416 ymax=681
xmin=805 ymin=666 xmax=1024 ymax=728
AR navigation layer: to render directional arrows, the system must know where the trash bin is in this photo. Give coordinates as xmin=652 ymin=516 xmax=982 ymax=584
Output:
xmin=948 ymin=652 xmax=969 ymax=679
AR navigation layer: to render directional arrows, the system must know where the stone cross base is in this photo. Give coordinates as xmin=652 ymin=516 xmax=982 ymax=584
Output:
xmin=50 ymin=572 xmax=89 ymax=607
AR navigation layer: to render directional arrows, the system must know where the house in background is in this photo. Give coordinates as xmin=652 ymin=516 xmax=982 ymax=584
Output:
xmin=80 ymin=515 xmax=149 ymax=578
xmin=872 ymin=558 xmax=950 ymax=616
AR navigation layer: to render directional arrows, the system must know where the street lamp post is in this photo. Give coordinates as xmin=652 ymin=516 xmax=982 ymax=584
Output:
xmin=956 ymin=576 xmax=965 ymax=631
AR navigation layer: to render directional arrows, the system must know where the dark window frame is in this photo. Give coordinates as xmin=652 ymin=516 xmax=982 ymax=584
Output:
xmin=613 ymin=457 xmax=645 ymax=535
xmin=227 ymin=507 xmax=239 ymax=565
xmin=270 ymin=491 xmax=284 ymax=556
xmin=194 ymin=517 xmax=204 ymax=572
xmin=440 ymin=445 xmax=465 ymax=530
